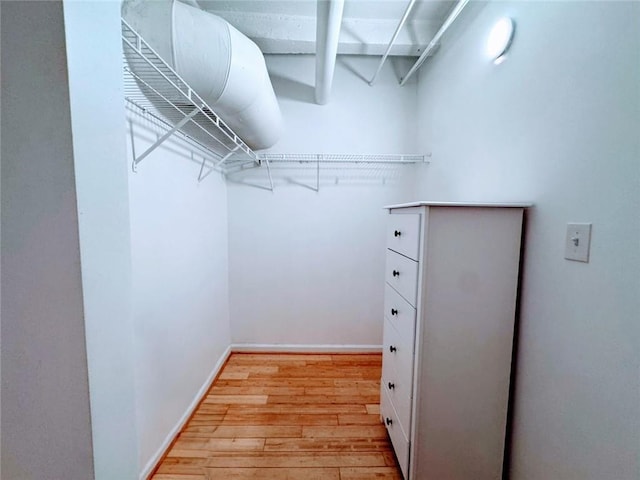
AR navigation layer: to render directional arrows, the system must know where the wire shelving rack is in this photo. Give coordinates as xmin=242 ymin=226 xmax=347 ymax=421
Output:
xmin=121 ymin=19 xmax=429 ymax=190
xmin=121 ymin=19 xmax=263 ymax=177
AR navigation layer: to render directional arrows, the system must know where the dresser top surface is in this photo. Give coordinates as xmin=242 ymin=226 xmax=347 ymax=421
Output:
xmin=384 ymin=201 xmax=532 ymax=210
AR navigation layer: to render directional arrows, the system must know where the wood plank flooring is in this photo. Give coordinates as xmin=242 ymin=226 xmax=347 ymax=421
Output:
xmin=152 ymin=353 xmax=402 ymax=480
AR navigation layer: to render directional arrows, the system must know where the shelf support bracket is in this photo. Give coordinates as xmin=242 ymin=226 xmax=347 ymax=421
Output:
xmin=198 ymin=145 xmax=241 ymax=182
xmin=198 ymin=155 xmax=208 ymax=181
xmin=133 ymin=107 xmax=199 ymax=167
xmin=265 ymin=157 xmax=274 ymax=192
xmin=216 ymin=145 xmax=241 ymax=168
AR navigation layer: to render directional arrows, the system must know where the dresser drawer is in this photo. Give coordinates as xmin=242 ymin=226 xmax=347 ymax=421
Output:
xmin=385 ymin=250 xmax=419 ymax=306
xmin=382 ymin=352 xmax=413 ymax=436
xmin=381 ymin=386 xmax=410 ymax=479
xmin=382 ymin=317 xmax=414 ymax=389
xmin=387 ymin=213 xmax=420 ymax=261
xmin=384 ymin=283 xmax=416 ymax=345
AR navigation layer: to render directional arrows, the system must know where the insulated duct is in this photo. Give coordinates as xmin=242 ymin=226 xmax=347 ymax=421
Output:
xmin=122 ymin=0 xmax=282 ymax=150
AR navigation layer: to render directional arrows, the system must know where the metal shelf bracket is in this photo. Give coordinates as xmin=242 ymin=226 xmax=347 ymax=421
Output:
xmin=133 ymin=107 xmax=199 ymax=171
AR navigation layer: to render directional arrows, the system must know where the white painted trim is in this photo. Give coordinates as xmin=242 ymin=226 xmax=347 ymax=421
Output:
xmin=139 ymin=345 xmax=232 ymax=480
xmin=385 ymin=201 xmax=532 ymax=209
xmin=231 ymin=343 xmax=382 ymax=353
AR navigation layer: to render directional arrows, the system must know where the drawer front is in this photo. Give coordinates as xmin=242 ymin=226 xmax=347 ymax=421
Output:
xmin=384 ymin=283 xmax=417 ymax=345
xmin=382 ymin=317 xmax=414 ymax=392
xmin=385 ymin=250 xmax=419 ymax=307
xmin=387 ymin=213 xmax=420 ymax=261
xmin=382 ymin=352 xmax=413 ymax=436
xmin=381 ymin=386 xmax=410 ymax=479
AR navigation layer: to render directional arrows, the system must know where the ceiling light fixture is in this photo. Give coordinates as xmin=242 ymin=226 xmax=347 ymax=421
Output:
xmin=486 ymin=17 xmax=515 ymax=64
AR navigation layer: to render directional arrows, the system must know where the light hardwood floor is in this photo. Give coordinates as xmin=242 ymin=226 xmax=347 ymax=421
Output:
xmin=151 ymin=353 xmax=403 ymax=480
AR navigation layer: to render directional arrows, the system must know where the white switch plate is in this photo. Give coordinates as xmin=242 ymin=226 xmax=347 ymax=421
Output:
xmin=565 ymin=223 xmax=592 ymax=262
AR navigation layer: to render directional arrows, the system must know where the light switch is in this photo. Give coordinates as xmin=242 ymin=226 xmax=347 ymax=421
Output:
xmin=564 ymin=223 xmax=592 ymax=263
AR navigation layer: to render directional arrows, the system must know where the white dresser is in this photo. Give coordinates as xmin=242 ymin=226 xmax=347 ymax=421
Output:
xmin=380 ymin=202 xmax=528 ymax=480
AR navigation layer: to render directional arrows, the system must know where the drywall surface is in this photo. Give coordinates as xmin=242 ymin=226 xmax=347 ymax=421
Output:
xmin=63 ymin=2 xmax=140 ymax=478
xmin=228 ymin=55 xmax=419 ymax=346
xmin=127 ymin=109 xmax=232 ymax=471
xmin=1 ymin=2 xmax=95 ymax=478
xmin=414 ymin=2 xmax=640 ymax=478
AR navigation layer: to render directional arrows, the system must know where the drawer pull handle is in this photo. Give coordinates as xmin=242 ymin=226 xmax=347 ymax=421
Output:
xmin=388 ymin=382 xmax=395 ymax=390
xmin=389 ymin=345 xmax=397 ymax=353
xmin=386 ymin=417 xmax=393 ymax=426
xmin=391 ymin=308 xmax=398 ymax=316
xmin=394 ymin=230 xmax=402 ymax=237
xmin=392 ymin=270 xmax=400 ymax=277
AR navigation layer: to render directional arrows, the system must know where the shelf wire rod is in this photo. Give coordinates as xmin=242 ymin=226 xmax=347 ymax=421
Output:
xmin=134 ymin=107 xmax=199 ymax=166
xmin=316 ymin=154 xmax=321 ymax=192
xmin=369 ymin=0 xmax=417 ymax=86
xmin=123 ymin=35 xmax=189 ymax=96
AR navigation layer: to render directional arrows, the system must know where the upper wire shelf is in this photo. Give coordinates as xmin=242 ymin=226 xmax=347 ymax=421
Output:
xmin=121 ymin=19 xmax=261 ymax=174
xmin=121 ymin=19 xmax=428 ymax=190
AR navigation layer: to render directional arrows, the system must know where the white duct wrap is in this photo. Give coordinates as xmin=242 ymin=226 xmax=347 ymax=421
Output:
xmin=122 ymin=0 xmax=282 ymax=150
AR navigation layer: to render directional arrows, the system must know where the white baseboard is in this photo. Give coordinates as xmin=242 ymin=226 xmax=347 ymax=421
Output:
xmin=139 ymin=345 xmax=232 ymax=480
xmin=230 ymin=343 xmax=382 ymax=353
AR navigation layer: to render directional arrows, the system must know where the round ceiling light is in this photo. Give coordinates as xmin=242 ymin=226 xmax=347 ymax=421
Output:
xmin=486 ymin=17 xmax=515 ymax=64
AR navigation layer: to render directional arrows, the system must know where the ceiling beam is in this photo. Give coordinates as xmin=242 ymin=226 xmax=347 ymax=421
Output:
xmin=315 ymin=0 xmax=345 ymax=104
xmin=203 ymin=11 xmax=439 ymax=56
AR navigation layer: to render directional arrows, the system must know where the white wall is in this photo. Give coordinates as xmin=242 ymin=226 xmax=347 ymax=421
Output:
xmin=4 ymin=1 xmax=232 ymax=476
xmin=413 ymin=2 xmax=640 ymax=478
xmin=1 ymin=2 xmax=95 ymax=478
xmin=126 ymin=98 xmax=232 ymax=474
xmin=63 ymin=2 xmax=140 ymax=478
xmin=228 ymin=55 xmax=419 ymax=347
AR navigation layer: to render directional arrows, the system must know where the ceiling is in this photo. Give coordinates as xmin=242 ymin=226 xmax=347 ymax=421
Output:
xmin=194 ymin=0 xmax=457 ymax=56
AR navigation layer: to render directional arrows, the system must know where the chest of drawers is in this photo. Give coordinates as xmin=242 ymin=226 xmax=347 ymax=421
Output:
xmin=381 ymin=202 xmax=528 ymax=480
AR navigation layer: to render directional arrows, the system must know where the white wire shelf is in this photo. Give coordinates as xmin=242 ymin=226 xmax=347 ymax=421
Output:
xmin=258 ymin=153 xmax=429 ymax=164
xmin=225 ymin=153 xmax=430 ymax=191
xmin=121 ymin=19 xmax=261 ymax=174
xmin=121 ymin=20 xmax=427 ymax=190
